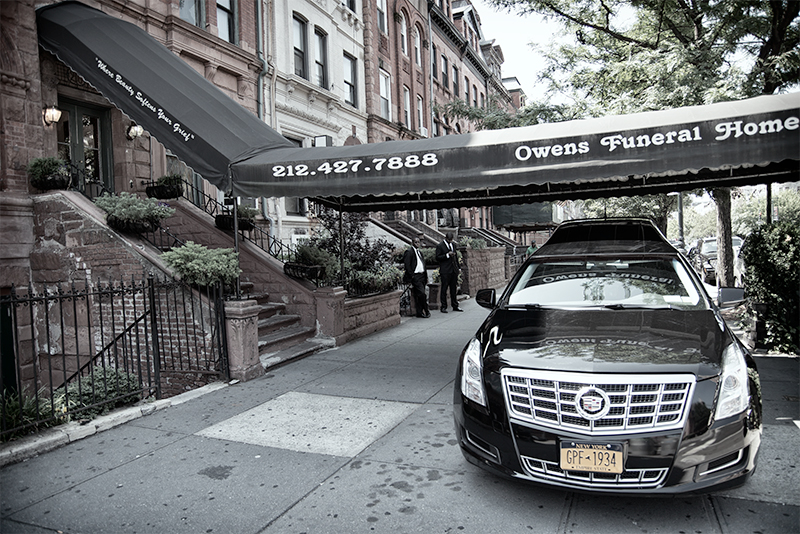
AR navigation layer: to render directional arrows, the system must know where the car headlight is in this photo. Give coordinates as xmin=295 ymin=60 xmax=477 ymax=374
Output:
xmin=460 ymin=338 xmax=486 ymax=406
xmin=715 ymin=342 xmax=749 ymax=420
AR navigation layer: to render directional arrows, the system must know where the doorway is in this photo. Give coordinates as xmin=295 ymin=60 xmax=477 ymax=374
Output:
xmin=56 ymin=99 xmax=113 ymax=195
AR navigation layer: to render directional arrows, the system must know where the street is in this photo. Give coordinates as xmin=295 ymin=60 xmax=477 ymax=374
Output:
xmin=1 ymin=299 xmax=798 ymax=534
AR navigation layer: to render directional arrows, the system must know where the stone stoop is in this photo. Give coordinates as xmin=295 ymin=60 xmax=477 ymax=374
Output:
xmin=259 ymin=338 xmax=329 ymax=371
xmin=251 ymin=292 xmax=326 ymax=370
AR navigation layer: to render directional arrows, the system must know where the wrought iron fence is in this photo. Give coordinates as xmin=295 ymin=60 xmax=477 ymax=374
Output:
xmin=0 ymin=276 xmax=227 ymax=441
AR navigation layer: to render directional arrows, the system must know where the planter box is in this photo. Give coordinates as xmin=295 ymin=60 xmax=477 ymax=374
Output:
xmin=145 ymin=184 xmax=182 ymax=199
xmin=284 ymin=262 xmax=323 ymax=281
xmin=106 ymin=215 xmax=156 ymax=234
xmin=215 ymin=214 xmax=254 ymax=232
xmin=31 ymin=174 xmax=71 ymax=191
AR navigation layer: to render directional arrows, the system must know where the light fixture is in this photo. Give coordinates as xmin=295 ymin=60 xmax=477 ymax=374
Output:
xmin=43 ymin=106 xmax=62 ymax=126
xmin=126 ymin=123 xmax=144 ymax=140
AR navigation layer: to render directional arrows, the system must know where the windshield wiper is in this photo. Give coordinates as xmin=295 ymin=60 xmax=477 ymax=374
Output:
xmin=503 ymin=303 xmax=543 ymax=310
xmin=603 ymin=303 xmax=678 ymax=310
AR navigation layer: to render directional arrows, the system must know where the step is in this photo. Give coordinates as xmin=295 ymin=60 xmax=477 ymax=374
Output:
xmin=258 ymin=323 xmax=317 ymax=355
xmin=259 ymin=338 xmax=330 ymax=370
xmin=258 ymin=313 xmax=299 ymax=337
xmin=258 ymin=302 xmax=287 ymax=321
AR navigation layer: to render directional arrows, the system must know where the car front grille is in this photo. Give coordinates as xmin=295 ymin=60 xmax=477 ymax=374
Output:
xmin=521 ymin=455 xmax=669 ymax=489
xmin=502 ymin=369 xmax=695 ymax=435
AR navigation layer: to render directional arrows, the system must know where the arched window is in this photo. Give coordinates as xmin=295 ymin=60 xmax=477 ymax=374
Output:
xmin=399 ymin=12 xmax=408 ymax=55
xmin=413 ymin=28 xmax=422 ymax=65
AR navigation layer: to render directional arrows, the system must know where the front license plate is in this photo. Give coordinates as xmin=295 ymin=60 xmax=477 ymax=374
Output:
xmin=560 ymin=441 xmax=624 ymax=474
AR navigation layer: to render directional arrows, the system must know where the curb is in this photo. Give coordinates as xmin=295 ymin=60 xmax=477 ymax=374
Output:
xmin=0 ymin=381 xmax=230 ymax=468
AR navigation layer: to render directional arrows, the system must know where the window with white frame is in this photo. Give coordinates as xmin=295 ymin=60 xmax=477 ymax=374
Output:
xmin=464 ymin=76 xmax=469 ymax=103
xmin=180 ymin=0 xmax=202 ymax=27
xmin=441 ymin=55 xmax=448 ymax=88
xmin=472 ymin=84 xmax=478 ymax=107
xmin=293 ymin=15 xmax=307 ymax=79
xmin=343 ymin=53 xmax=357 ymax=107
xmin=217 ymin=0 xmax=235 ymax=44
xmin=399 ymin=12 xmax=408 ymax=55
xmin=431 ymin=44 xmax=437 ymax=79
xmin=377 ymin=0 xmax=387 ymax=33
xmin=314 ymin=28 xmax=328 ymax=88
xmin=379 ymin=69 xmax=391 ymax=120
xmin=403 ymin=86 xmax=411 ymax=126
xmin=416 ymin=95 xmax=424 ymax=129
xmin=452 ymin=66 xmax=458 ymax=94
xmin=414 ymin=29 xmax=421 ymax=65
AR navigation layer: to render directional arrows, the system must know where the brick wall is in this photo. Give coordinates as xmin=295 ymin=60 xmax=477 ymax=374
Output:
xmin=341 ymin=290 xmax=402 ymax=345
xmin=461 ymin=248 xmax=507 ymax=297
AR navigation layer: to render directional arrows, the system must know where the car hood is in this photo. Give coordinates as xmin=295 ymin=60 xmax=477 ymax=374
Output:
xmin=480 ymin=308 xmax=729 ymax=379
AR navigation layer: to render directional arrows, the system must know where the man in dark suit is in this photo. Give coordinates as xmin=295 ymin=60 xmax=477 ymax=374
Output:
xmin=403 ymin=236 xmax=430 ymax=318
xmin=436 ymin=232 xmax=462 ymax=312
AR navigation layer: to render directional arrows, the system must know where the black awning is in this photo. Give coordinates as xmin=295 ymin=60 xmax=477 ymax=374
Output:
xmin=229 ymin=94 xmax=799 ymax=211
xmin=36 ymin=1 xmax=293 ymax=190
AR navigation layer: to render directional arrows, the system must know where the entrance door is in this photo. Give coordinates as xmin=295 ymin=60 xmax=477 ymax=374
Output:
xmin=56 ymin=100 xmax=113 ymax=196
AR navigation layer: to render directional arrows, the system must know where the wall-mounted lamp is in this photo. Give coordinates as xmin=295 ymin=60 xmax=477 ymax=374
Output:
xmin=126 ymin=123 xmax=144 ymax=140
xmin=43 ymin=106 xmax=62 ymax=126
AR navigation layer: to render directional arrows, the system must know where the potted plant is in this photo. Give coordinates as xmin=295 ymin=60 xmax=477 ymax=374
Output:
xmin=215 ymin=205 xmax=258 ymax=232
xmin=145 ymin=174 xmax=183 ymax=199
xmin=284 ymin=243 xmax=335 ymax=282
xmin=161 ymin=241 xmax=242 ymax=287
xmin=26 ymin=157 xmax=71 ymax=190
xmin=94 ymin=192 xmax=175 ymax=233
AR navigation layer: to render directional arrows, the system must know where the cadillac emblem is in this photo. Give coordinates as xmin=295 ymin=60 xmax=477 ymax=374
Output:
xmin=574 ymin=387 xmax=611 ymax=420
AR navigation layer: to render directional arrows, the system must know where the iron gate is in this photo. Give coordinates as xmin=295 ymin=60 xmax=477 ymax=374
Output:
xmin=0 ymin=276 xmax=228 ymax=440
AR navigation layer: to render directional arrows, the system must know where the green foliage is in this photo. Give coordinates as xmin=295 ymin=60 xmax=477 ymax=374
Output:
xmin=307 ymin=208 xmax=396 ymax=288
xmin=2 ymin=366 xmax=142 ymax=442
xmin=582 ymin=194 xmax=677 ymax=234
xmin=740 ymin=222 xmax=800 ymax=353
xmin=162 ymin=241 xmax=241 ymax=286
xmin=459 ymin=236 xmax=486 ymax=250
xmin=733 ymin=188 xmax=800 ymax=237
xmin=348 ymin=264 xmax=404 ymax=295
xmin=26 ymin=157 xmax=70 ymax=189
xmin=94 ymin=192 xmax=175 ymax=223
xmin=236 ymin=205 xmax=259 ymax=222
xmin=294 ymin=243 xmax=340 ymax=281
xmin=156 ymin=174 xmax=183 ymax=186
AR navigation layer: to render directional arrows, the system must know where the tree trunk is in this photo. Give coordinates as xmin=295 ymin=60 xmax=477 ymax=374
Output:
xmin=713 ymin=187 xmax=734 ymax=287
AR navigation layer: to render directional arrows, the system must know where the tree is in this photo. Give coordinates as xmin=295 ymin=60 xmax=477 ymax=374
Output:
xmin=452 ymin=0 xmax=799 ymax=286
xmin=582 ymin=195 xmax=676 ymax=234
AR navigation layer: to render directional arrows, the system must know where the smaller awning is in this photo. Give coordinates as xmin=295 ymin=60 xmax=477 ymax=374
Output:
xmin=36 ymin=1 xmax=293 ymax=190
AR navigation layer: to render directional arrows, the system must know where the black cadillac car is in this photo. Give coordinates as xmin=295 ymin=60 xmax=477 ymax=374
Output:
xmin=454 ymin=218 xmax=761 ymax=494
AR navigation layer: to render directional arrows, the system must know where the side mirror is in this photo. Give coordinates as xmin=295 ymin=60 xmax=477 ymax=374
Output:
xmin=475 ymin=288 xmax=496 ymax=309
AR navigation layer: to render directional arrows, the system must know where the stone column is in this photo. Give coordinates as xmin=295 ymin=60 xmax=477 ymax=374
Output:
xmin=224 ymin=299 xmax=264 ymax=382
xmin=315 ymin=286 xmax=347 ymax=339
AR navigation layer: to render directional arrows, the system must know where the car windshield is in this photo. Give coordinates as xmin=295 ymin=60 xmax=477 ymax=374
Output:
xmin=507 ymin=258 xmax=706 ymax=310
xmin=701 ymin=240 xmax=717 ymax=254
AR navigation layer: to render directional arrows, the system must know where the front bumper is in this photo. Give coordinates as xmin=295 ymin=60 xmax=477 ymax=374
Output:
xmin=454 ymin=397 xmax=760 ymax=495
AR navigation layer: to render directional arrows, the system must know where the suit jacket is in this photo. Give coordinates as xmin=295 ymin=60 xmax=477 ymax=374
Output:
xmin=403 ymin=247 xmax=427 ymax=283
xmin=436 ymin=240 xmax=459 ymax=276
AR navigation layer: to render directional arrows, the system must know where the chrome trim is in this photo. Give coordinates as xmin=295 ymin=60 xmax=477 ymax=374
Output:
xmin=700 ymin=449 xmax=744 ymax=476
xmin=502 ymin=369 xmax=696 ymax=436
xmin=521 ymin=455 xmax=668 ymax=489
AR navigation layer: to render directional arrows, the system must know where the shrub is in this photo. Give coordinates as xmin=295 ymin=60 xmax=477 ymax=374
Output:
xmin=295 ymin=243 xmax=339 ymax=281
xmin=94 ymin=192 xmax=175 ymax=224
xmin=156 ymin=173 xmax=183 ymax=186
xmin=236 ymin=205 xmax=259 ymax=222
xmin=161 ymin=241 xmax=241 ymax=286
xmin=26 ymin=157 xmax=71 ymax=190
xmin=740 ymin=221 xmax=799 ymax=353
xmin=459 ymin=236 xmax=486 ymax=249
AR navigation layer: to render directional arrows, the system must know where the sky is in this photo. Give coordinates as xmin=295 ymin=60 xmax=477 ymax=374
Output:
xmin=472 ymin=0 xmax=562 ymax=102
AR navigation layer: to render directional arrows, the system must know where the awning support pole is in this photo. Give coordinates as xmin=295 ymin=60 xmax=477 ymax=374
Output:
xmin=339 ymin=199 xmax=345 ymax=287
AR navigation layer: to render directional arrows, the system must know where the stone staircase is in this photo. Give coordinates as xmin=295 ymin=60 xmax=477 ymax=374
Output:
xmin=249 ymin=292 xmax=328 ymax=370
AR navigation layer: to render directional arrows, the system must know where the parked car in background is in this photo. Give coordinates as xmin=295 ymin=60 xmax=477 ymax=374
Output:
xmin=688 ymin=236 xmax=743 ymax=285
xmin=454 ymin=218 xmax=761 ymax=494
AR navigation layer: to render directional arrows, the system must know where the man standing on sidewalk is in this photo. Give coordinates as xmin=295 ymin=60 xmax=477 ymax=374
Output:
xmin=436 ymin=232 xmax=462 ymax=313
xmin=404 ymin=235 xmax=430 ymax=318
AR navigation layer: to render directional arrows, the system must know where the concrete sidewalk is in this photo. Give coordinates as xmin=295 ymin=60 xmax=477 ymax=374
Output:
xmin=1 ymin=299 xmax=798 ymax=534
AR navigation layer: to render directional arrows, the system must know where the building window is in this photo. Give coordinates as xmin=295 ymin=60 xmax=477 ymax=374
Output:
xmin=473 ymin=85 xmax=478 ymax=107
xmin=464 ymin=76 xmax=469 ymax=104
xmin=377 ymin=0 xmax=387 ymax=33
xmin=403 ymin=86 xmax=411 ymax=126
xmin=414 ymin=29 xmax=421 ymax=65
xmin=480 ymin=92 xmax=485 ymax=108
xmin=345 ymin=0 xmax=356 ymax=11
xmin=416 ymin=95 xmax=424 ymax=129
xmin=179 ymin=0 xmax=202 ymax=26
xmin=399 ymin=12 xmax=408 ymax=55
xmin=441 ymin=56 xmax=448 ymax=88
xmin=452 ymin=66 xmax=459 ymax=94
xmin=379 ymin=69 xmax=392 ymax=120
xmin=216 ymin=0 xmax=235 ymax=44
xmin=431 ymin=44 xmax=437 ymax=79
xmin=314 ymin=29 xmax=328 ymax=88
xmin=293 ymin=15 xmax=307 ymax=79
xmin=343 ymin=53 xmax=357 ymax=107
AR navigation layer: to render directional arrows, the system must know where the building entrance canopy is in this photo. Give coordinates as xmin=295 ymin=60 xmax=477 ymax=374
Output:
xmin=38 ymin=2 xmax=798 ymax=212
xmin=36 ymin=1 xmax=295 ymax=188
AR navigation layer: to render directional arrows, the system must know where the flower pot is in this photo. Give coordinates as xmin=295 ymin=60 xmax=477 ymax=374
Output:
xmin=31 ymin=173 xmax=71 ymax=191
xmin=215 ymin=214 xmax=254 ymax=231
xmin=284 ymin=262 xmax=323 ymax=281
xmin=106 ymin=215 xmax=156 ymax=234
xmin=146 ymin=184 xmax=182 ymax=199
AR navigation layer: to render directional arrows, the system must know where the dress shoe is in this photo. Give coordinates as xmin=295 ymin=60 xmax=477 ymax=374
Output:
xmin=453 ymin=307 xmax=464 ymax=312
xmin=424 ymin=311 xmax=431 ymax=318
xmin=441 ymin=308 xmax=448 ymax=313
